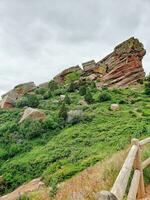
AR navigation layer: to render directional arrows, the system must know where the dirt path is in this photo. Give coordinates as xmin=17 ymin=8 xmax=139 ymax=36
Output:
xmin=0 ymin=178 xmax=44 ymax=200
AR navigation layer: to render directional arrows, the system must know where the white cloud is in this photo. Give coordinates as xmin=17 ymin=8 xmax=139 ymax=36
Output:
xmin=0 ymin=0 xmax=149 ymax=95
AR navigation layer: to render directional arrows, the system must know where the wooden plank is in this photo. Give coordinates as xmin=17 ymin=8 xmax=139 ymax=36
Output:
xmin=127 ymin=170 xmax=141 ymax=200
xmin=142 ymin=157 xmax=150 ymax=169
xmin=132 ymin=139 xmax=145 ymax=199
xmin=139 ymin=137 xmax=150 ymax=147
xmin=111 ymin=145 xmax=138 ymax=200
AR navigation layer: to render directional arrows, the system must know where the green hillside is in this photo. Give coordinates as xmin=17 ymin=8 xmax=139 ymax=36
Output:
xmin=0 ymin=77 xmax=150 ymax=196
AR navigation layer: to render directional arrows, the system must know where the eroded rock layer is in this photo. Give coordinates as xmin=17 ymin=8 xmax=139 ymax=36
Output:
xmin=99 ymin=37 xmax=146 ymax=87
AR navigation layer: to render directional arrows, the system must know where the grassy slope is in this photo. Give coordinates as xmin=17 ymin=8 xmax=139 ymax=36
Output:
xmin=0 ymin=84 xmax=150 ymax=195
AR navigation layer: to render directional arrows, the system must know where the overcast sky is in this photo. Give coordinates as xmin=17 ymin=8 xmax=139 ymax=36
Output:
xmin=0 ymin=0 xmax=150 ymax=96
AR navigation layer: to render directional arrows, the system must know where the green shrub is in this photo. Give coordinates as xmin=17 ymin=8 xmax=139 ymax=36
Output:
xmin=67 ymin=82 xmax=78 ymax=93
xmin=15 ymin=94 xmax=39 ymax=108
xmin=64 ymin=94 xmax=71 ymax=105
xmin=19 ymin=119 xmax=44 ymax=139
xmin=99 ymin=92 xmax=111 ymax=102
xmin=79 ymin=86 xmax=86 ymax=96
xmin=16 ymin=194 xmax=30 ymax=200
xmin=59 ymin=103 xmax=68 ymax=121
xmin=49 ymin=80 xmax=58 ymax=91
xmin=145 ymin=82 xmax=150 ymax=96
xmin=35 ymin=88 xmax=47 ymax=95
xmin=65 ymin=72 xmax=81 ymax=84
xmin=43 ymin=90 xmax=52 ymax=99
xmin=15 ymin=97 xmax=29 ymax=108
xmin=84 ymin=91 xmax=94 ymax=104
xmin=43 ymin=116 xmax=59 ymax=130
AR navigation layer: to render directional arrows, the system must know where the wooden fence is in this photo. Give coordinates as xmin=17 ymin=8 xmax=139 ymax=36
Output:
xmin=97 ymin=137 xmax=150 ymax=200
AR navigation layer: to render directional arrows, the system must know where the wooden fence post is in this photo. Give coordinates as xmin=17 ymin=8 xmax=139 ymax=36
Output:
xmin=131 ymin=138 xmax=145 ymax=199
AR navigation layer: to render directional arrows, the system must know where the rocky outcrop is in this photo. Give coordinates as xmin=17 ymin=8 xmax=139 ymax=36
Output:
xmin=99 ymin=37 xmax=146 ymax=87
xmin=54 ymin=65 xmax=82 ymax=83
xmin=1 ymin=82 xmax=36 ymax=108
xmin=19 ymin=107 xmax=45 ymax=123
xmin=2 ymin=82 xmax=36 ymax=100
xmin=0 ymin=95 xmax=14 ymax=109
xmin=38 ymin=82 xmax=49 ymax=89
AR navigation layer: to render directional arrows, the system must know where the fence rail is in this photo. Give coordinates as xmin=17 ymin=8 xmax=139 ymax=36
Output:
xmin=97 ymin=137 xmax=150 ymax=200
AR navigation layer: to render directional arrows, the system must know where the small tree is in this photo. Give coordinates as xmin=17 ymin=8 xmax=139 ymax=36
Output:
xmin=145 ymin=82 xmax=150 ymax=96
xmin=43 ymin=90 xmax=52 ymax=99
xmin=67 ymin=82 xmax=77 ymax=92
xmin=99 ymin=92 xmax=111 ymax=102
xmin=59 ymin=103 xmax=68 ymax=121
xmin=64 ymin=94 xmax=71 ymax=104
xmin=26 ymin=94 xmax=39 ymax=108
xmin=49 ymin=80 xmax=58 ymax=91
xmin=79 ymin=86 xmax=86 ymax=96
xmin=84 ymin=91 xmax=93 ymax=104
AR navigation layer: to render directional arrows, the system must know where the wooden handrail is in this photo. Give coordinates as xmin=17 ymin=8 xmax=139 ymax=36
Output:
xmin=97 ymin=136 xmax=150 ymax=200
xmin=111 ymin=145 xmax=138 ymax=200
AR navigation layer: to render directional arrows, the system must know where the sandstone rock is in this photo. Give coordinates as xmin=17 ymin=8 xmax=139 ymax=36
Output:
xmin=14 ymin=82 xmax=36 ymax=96
xmin=60 ymin=95 xmax=65 ymax=101
xmin=2 ymin=82 xmax=36 ymax=101
xmin=86 ymin=74 xmax=97 ymax=81
xmin=19 ymin=107 xmax=45 ymax=123
xmin=82 ymin=60 xmax=96 ymax=72
xmin=54 ymin=65 xmax=82 ymax=83
xmin=110 ymin=104 xmax=120 ymax=111
xmin=67 ymin=110 xmax=83 ymax=122
xmin=99 ymin=37 xmax=146 ymax=87
xmin=38 ymin=82 xmax=49 ymax=89
xmin=0 ymin=95 xmax=14 ymax=109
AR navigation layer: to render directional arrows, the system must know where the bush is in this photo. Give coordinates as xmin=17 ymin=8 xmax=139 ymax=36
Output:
xmin=59 ymin=103 xmax=68 ymax=121
xmin=64 ymin=94 xmax=71 ymax=105
xmin=145 ymin=82 xmax=150 ymax=96
xmin=19 ymin=119 xmax=44 ymax=139
xmin=65 ymin=72 xmax=81 ymax=84
xmin=67 ymin=82 xmax=78 ymax=93
xmin=49 ymin=80 xmax=58 ymax=91
xmin=99 ymin=92 xmax=111 ymax=102
xmin=79 ymin=86 xmax=86 ymax=96
xmin=15 ymin=94 xmax=39 ymax=108
xmin=84 ymin=91 xmax=94 ymax=104
xmin=15 ymin=97 xmax=29 ymax=108
xmin=26 ymin=94 xmax=39 ymax=107
xmin=43 ymin=116 xmax=59 ymax=130
xmin=43 ymin=90 xmax=52 ymax=99
xmin=35 ymin=88 xmax=47 ymax=95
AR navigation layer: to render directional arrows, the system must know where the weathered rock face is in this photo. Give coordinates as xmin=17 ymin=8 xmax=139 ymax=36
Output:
xmin=54 ymin=65 xmax=82 ymax=83
xmin=0 ymin=95 xmax=14 ymax=109
xmin=19 ymin=107 xmax=45 ymax=123
xmin=1 ymin=82 xmax=36 ymax=108
xmin=99 ymin=37 xmax=146 ymax=87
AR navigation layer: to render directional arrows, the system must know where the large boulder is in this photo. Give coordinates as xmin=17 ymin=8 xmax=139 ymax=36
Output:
xmin=2 ymin=82 xmax=36 ymax=100
xmin=19 ymin=107 xmax=45 ymax=123
xmin=54 ymin=65 xmax=82 ymax=84
xmin=0 ymin=95 xmax=14 ymax=109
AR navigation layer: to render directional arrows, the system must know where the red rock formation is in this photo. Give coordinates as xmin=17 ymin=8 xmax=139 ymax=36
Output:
xmin=99 ymin=37 xmax=146 ymax=87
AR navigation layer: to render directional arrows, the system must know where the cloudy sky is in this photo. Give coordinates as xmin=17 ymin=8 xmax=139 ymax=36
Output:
xmin=0 ymin=0 xmax=150 ymax=96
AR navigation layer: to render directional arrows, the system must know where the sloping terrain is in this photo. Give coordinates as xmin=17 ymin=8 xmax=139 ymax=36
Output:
xmin=0 ymin=81 xmax=150 ymax=199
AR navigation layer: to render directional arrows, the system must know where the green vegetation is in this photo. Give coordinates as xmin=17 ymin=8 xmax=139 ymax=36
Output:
xmin=0 ymin=79 xmax=150 ymax=196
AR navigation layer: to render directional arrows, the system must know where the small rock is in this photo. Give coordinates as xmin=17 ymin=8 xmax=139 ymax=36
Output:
xmin=60 ymin=95 xmax=65 ymax=101
xmin=110 ymin=104 xmax=120 ymax=111
xmin=67 ymin=110 xmax=83 ymax=122
xmin=79 ymin=100 xmax=88 ymax=106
